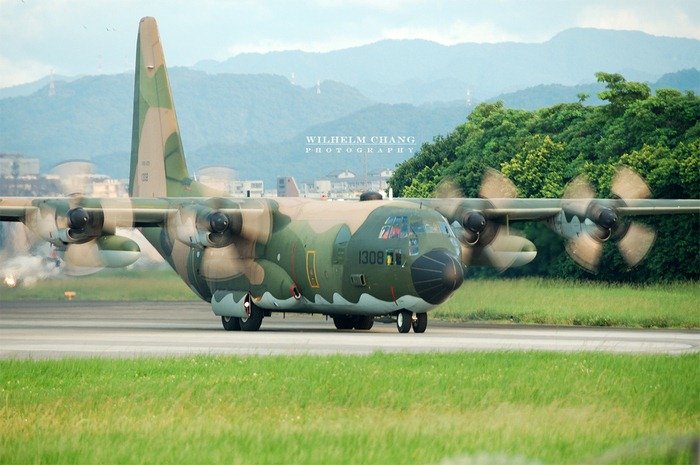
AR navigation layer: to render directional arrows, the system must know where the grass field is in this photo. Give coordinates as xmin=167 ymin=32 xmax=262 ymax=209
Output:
xmin=436 ymin=278 xmax=700 ymax=329
xmin=2 ymin=269 xmax=698 ymax=329
xmin=1 ymin=353 xmax=698 ymax=465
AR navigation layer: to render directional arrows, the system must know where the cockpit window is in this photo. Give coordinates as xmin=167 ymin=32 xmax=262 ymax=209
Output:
xmin=410 ymin=216 xmax=453 ymax=237
xmin=378 ymin=216 xmax=409 ymax=239
xmin=379 ymin=214 xmax=453 ymax=243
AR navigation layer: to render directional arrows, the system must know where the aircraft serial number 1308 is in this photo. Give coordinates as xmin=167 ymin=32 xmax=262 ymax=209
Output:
xmin=1 ymin=18 xmax=698 ymax=333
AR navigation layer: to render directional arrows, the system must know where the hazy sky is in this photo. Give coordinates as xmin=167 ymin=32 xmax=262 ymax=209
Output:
xmin=0 ymin=0 xmax=698 ymax=88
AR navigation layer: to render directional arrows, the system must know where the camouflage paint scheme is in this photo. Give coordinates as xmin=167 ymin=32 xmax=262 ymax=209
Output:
xmin=1 ymin=17 xmax=698 ymax=333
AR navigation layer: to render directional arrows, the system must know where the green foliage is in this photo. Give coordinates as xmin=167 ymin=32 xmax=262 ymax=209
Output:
xmin=596 ymin=72 xmax=651 ymax=114
xmin=391 ymin=72 xmax=700 ymax=281
xmin=501 ymin=134 xmax=565 ymax=197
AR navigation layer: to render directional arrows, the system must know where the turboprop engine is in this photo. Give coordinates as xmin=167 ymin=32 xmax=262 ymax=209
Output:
xmin=171 ymin=205 xmax=242 ymax=248
xmin=24 ymin=201 xmax=141 ymax=270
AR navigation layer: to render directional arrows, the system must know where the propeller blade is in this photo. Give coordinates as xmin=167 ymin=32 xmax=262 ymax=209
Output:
xmin=618 ymin=222 xmax=656 ymax=268
xmin=240 ymin=202 xmax=271 ymax=244
xmin=562 ymin=175 xmax=595 ymax=220
xmin=433 ymin=178 xmax=464 ymax=218
xmin=200 ymin=243 xmax=250 ymax=280
xmin=168 ymin=206 xmax=197 ymax=246
xmin=612 ymin=165 xmax=651 ymax=200
xmin=481 ymin=231 xmax=520 ymax=272
xmin=565 ymin=233 xmax=604 ymax=273
xmin=563 ymin=174 xmax=595 ymax=199
xmin=459 ymin=243 xmax=474 ymax=265
xmin=479 ymin=169 xmax=518 ymax=199
xmin=433 ymin=178 xmax=464 ymax=199
xmin=62 ymin=240 xmax=104 ymax=269
xmin=28 ymin=203 xmax=60 ymax=241
xmin=51 ymin=161 xmax=95 ymax=195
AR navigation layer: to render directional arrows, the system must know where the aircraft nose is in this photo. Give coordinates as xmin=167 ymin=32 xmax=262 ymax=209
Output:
xmin=410 ymin=250 xmax=464 ymax=304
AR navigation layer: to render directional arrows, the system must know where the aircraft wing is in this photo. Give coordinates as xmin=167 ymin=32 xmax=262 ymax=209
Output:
xmin=415 ymin=197 xmax=700 ymax=222
xmin=0 ymin=197 xmax=171 ymax=225
xmin=0 ymin=196 xmax=273 ymax=270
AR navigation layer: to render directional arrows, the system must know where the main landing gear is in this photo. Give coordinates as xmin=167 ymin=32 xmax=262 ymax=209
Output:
xmin=332 ymin=315 xmax=374 ymax=331
xmin=220 ymin=296 xmax=264 ymax=331
xmin=396 ymin=310 xmax=427 ymax=334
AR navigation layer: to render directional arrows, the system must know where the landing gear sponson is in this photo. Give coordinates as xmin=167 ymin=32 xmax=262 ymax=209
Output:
xmin=222 ymin=308 xmax=428 ymax=333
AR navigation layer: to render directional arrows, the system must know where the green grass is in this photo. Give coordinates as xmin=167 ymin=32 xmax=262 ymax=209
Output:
xmin=2 ymin=270 xmax=698 ymax=328
xmin=0 ymin=353 xmax=698 ymax=464
xmin=437 ymin=278 xmax=700 ymax=329
xmin=0 ymin=268 xmax=197 ymax=301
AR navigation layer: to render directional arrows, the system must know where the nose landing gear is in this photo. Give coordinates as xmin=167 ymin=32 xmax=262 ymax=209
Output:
xmin=396 ymin=310 xmax=428 ymax=333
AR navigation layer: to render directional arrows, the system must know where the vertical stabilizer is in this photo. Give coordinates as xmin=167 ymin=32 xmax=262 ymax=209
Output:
xmin=129 ymin=17 xmax=203 ymax=198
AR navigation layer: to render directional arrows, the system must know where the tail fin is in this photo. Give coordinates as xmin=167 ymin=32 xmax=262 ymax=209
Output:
xmin=129 ymin=17 xmax=205 ymax=198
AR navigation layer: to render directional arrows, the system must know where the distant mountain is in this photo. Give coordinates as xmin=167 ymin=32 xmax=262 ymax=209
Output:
xmin=654 ymin=68 xmax=700 ymax=94
xmin=0 ymin=69 xmax=371 ymax=181
xmin=0 ymin=69 xmax=466 ymax=186
xmin=490 ymin=68 xmax=700 ymax=110
xmin=195 ymin=28 xmax=700 ymax=105
xmin=187 ymin=102 xmax=469 ymax=186
xmin=0 ymin=74 xmax=81 ymax=99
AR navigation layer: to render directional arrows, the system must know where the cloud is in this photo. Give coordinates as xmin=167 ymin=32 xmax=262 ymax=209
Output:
xmin=382 ymin=20 xmax=529 ymax=45
xmin=0 ymin=54 xmax=53 ymax=88
xmin=225 ymin=36 xmax=374 ymax=57
xmin=577 ymin=4 xmax=700 ymax=39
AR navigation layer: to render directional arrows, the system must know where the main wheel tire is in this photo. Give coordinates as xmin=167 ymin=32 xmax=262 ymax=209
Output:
xmin=221 ymin=315 xmax=241 ymax=331
xmin=239 ymin=304 xmax=264 ymax=331
xmin=353 ymin=315 xmax=374 ymax=330
xmin=333 ymin=315 xmax=355 ymax=330
xmin=396 ymin=310 xmax=412 ymax=333
xmin=412 ymin=312 xmax=428 ymax=333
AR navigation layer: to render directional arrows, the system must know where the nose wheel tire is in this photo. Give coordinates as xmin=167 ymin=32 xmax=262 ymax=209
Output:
xmin=412 ymin=312 xmax=428 ymax=333
xmin=221 ymin=316 xmax=241 ymax=331
xmin=396 ymin=310 xmax=412 ymax=333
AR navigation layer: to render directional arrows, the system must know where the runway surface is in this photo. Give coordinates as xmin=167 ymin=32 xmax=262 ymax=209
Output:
xmin=1 ymin=301 xmax=698 ymax=358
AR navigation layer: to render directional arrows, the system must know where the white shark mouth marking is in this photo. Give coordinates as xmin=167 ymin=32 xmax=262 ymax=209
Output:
xmin=211 ymin=290 xmax=434 ymax=316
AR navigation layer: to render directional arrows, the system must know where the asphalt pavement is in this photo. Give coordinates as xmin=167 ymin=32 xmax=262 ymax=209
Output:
xmin=1 ymin=300 xmax=698 ymax=358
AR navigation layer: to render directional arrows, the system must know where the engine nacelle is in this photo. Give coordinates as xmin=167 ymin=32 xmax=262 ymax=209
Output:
xmin=57 ymin=235 xmax=141 ymax=268
xmin=172 ymin=206 xmax=242 ymax=248
xmin=26 ymin=204 xmax=104 ymax=246
xmin=466 ymin=235 xmax=537 ymax=268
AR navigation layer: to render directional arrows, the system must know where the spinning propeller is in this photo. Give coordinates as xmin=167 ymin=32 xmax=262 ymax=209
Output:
xmin=26 ymin=195 xmax=138 ymax=274
xmin=562 ymin=166 xmax=656 ymax=272
xmin=437 ymin=169 xmax=531 ymax=271
xmin=166 ymin=198 xmax=271 ymax=280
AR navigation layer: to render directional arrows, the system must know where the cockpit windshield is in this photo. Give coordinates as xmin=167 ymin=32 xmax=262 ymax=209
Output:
xmin=378 ymin=215 xmax=453 ymax=239
xmin=378 ymin=216 xmax=409 ymax=239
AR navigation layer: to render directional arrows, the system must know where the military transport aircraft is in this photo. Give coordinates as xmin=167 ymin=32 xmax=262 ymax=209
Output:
xmin=1 ymin=17 xmax=698 ymax=333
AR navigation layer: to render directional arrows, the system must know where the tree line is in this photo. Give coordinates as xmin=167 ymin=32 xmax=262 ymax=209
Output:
xmin=390 ymin=73 xmax=699 ymax=281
